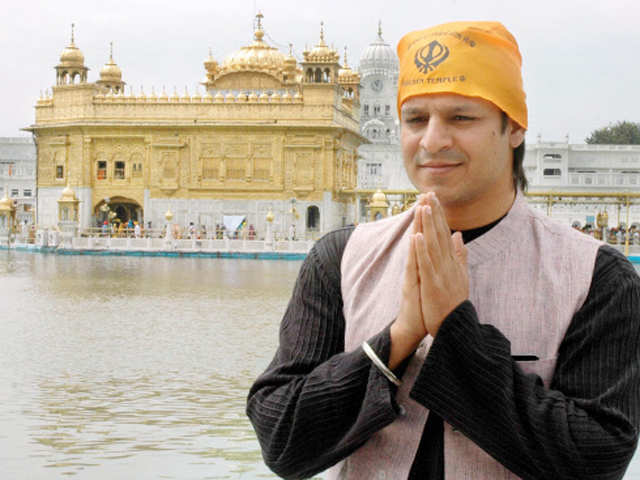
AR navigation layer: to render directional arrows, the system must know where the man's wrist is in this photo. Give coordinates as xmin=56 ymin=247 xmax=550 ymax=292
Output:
xmin=389 ymin=320 xmax=424 ymax=370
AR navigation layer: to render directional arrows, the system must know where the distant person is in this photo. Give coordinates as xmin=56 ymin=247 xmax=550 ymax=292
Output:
xmin=248 ymin=20 xmax=640 ymax=479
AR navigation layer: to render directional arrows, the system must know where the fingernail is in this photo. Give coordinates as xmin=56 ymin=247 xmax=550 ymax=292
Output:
xmin=424 ymin=205 xmax=432 ymax=215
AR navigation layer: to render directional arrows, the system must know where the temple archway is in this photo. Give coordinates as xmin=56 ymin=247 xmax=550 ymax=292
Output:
xmin=95 ymin=196 xmax=143 ymax=225
xmin=306 ymin=205 xmax=320 ymax=231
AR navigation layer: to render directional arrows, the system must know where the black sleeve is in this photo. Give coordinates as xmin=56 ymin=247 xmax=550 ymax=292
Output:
xmin=410 ymin=245 xmax=640 ymax=480
xmin=246 ymin=227 xmax=400 ymax=480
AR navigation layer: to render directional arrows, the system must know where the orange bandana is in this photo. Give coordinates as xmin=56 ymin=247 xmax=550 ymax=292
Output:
xmin=397 ymin=21 xmax=527 ymax=129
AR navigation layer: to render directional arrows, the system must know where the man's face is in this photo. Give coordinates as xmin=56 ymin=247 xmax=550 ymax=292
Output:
xmin=400 ymin=93 xmax=524 ymax=212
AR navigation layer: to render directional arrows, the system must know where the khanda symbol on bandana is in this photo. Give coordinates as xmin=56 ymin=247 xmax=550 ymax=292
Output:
xmin=414 ymin=40 xmax=450 ymax=73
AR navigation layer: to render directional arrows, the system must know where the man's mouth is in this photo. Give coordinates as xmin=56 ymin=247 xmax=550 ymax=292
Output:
xmin=416 ymin=163 xmax=461 ymax=174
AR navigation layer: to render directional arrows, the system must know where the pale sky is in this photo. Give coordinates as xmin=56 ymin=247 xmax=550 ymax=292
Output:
xmin=2 ymin=0 xmax=639 ymax=143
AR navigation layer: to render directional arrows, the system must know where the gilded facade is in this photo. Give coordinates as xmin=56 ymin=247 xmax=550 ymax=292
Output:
xmin=27 ymin=16 xmax=364 ymax=238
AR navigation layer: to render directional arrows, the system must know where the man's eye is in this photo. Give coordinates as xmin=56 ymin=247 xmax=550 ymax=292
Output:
xmin=453 ymin=115 xmax=474 ymax=121
xmin=405 ymin=116 xmax=427 ymax=124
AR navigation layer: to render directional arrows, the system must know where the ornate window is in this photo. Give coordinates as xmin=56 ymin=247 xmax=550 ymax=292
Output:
xmin=97 ymin=161 xmax=107 ymax=180
xmin=114 ymin=161 xmax=125 ymax=179
xmin=366 ymin=163 xmax=382 ymax=177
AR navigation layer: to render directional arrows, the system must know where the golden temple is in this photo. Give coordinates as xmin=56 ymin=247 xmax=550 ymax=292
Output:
xmin=27 ymin=15 xmax=364 ymax=237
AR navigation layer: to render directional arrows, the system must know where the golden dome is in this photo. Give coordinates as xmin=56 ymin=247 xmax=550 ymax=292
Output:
xmin=0 ymin=191 xmax=14 ymax=212
xmin=338 ymin=47 xmax=360 ymax=83
xmin=303 ymin=22 xmax=340 ymax=63
xmin=58 ymin=184 xmax=79 ymax=203
xmin=60 ymin=45 xmax=85 ymax=66
xmin=100 ymin=59 xmax=122 ymax=82
xmin=99 ymin=43 xmax=122 ymax=82
xmin=369 ymin=189 xmax=389 ymax=208
xmin=219 ymin=13 xmax=286 ymax=76
xmin=58 ymin=24 xmax=85 ymax=67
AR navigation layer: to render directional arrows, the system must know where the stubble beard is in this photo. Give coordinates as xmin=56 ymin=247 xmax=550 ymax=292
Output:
xmin=407 ymin=150 xmax=468 ymax=202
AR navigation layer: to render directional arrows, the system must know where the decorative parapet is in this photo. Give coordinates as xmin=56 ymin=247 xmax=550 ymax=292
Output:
xmin=90 ymin=88 xmax=304 ymax=105
xmin=31 ymin=83 xmax=364 ymax=129
xmin=35 ymin=90 xmax=54 ymax=107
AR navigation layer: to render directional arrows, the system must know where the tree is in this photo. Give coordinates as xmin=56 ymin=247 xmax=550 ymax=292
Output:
xmin=585 ymin=121 xmax=640 ymax=144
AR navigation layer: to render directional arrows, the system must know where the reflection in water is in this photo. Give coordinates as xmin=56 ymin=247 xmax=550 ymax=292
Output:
xmin=28 ymin=373 xmax=263 ymax=477
xmin=0 ymin=251 xmax=301 ymax=479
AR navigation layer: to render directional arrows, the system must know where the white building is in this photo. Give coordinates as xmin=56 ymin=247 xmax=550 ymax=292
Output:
xmin=0 ymin=137 xmax=36 ymax=226
xmin=356 ymin=24 xmax=412 ymax=221
xmin=525 ymin=139 xmax=640 ymax=227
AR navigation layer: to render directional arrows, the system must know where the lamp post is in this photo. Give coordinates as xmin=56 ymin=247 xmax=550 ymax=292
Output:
xmin=624 ymin=196 xmax=631 ymax=256
xmin=99 ymin=202 xmax=110 ymax=240
xmin=288 ymin=198 xmax=299 ymax=240
xmin=165 ymin=208 xmax=174 ymax=249
xmin=596 ymin=209 xmax=608 ymax=242
xmin=265 ymin=209 xmax=274 ymax=249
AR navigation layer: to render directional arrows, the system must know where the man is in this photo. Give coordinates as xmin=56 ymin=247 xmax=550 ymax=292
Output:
xmin=247 ymin=21 xmax=640 ymax=479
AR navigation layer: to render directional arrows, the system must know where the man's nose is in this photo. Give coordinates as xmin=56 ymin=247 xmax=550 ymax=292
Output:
xmin=418 ymin=117 xmax=453 ymax=154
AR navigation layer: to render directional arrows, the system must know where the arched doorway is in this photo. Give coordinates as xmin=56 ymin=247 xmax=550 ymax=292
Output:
xmin=306 ymin=206 xmax=320 ymax=231
xmin=95 ymin=196 xmax=143 ymax=226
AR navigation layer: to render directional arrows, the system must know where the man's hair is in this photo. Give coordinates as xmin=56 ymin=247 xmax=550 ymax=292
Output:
xmin=501 ymin=112 xmax=527 ymax=192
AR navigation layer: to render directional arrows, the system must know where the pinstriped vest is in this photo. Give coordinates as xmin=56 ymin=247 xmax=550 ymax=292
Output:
xmin=326 ymin=192 xmax=602 ymax=480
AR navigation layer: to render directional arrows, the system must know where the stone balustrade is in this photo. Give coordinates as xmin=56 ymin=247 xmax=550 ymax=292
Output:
xmin=90 ymin=89 xmax=303 ymax=105
xmin=3 ymin=228 xmax=312 ymax=259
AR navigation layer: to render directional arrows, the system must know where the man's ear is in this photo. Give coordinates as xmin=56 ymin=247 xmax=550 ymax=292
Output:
xmin=509 ymin=120 xmax=526 ymax=149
